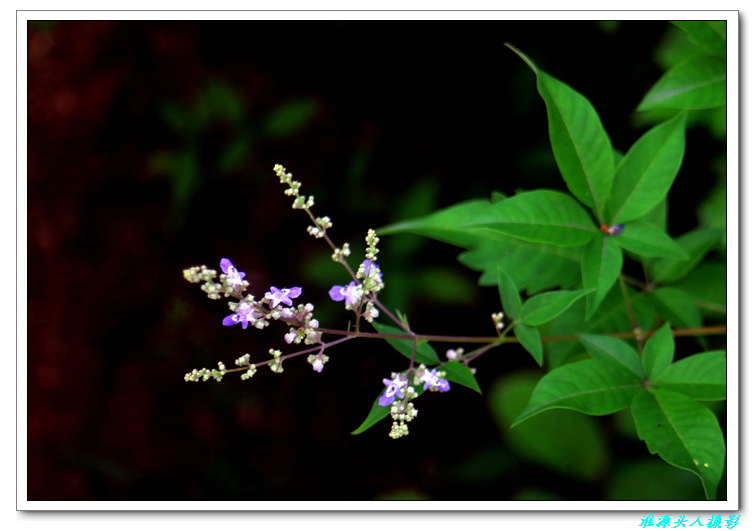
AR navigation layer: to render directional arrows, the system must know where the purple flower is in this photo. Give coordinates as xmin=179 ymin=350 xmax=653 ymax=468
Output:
xmin=329 ymin=281 xmax=363 ymax=308
xmin=220 ymin=258 xmax=246 ymax=287
xmin=222 ymin=301 xmax=259 ymax=329
xmin=379 ymin=375 xmax=407 ymax=407
xmin=609 ymin=224 xmax=625 ymax=236
xmin=266 ymin=286 xmax=302 ymax=308
xmin=421 ymin=369 xmax=450 ymax=392
xmin=362 ymin=259 xmax=382 ymax=280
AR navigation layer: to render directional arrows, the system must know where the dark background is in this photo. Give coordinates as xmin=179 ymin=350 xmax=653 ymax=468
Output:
xmin=27 ymin=20 xmax=725 ymax=501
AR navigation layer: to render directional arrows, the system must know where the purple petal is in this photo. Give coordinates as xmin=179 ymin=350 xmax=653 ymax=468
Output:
xmin=241 ymin=321 xmax=249 ymax=329
xmin=378 ymin=393 xmax=394 ymax=407
xmin=437 ymin=379 xmax=451 ymax=392
xmin=287 ymin=287 xmax=302 ymax=299
xmin=382 ymin=378 xmax=393 ymax=387
xmin=222 ymin=314 xmax=238 ymax=326
xmin=279 ymin=295 xmax=293 ymax=307
xmin=269 ymin=286 xmax=280 ymax=294
xmin=220 ymin=258 xmax=233 ymax=275
xmin=329 ymin=285 xmax=345 ymax=301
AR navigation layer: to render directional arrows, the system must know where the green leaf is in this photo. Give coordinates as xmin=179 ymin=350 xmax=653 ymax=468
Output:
xmin=514 ymin=323 xmax=543 ymax=366
xmin=520 ymin=289 xmax=591 ymax=326
xmin=511 ymin=359 xmax=643 ymax=426
xmin=581 ymin=235 xmax=623 ymax=319
xmin=378 ymin=199 xmax=491 ymax=247
xmin=631 ymin=388 xmax=725 ymax=499
xmin=489 ymin=371 xmax=608 ymax=480
xmin=650 ymin=229 xmax=724 ymax=283
xmin=577 ymin=334 xmax=644 ymax=380
xmin=263 ymin=98 xmax=319 ymax=138
xmin=614 ymin=221 xmax=689 ymax=259
xmin=654 ymin=350 xmax=726 ymax=400
xmin=672 ymin=21 xmax=726 ymax=58
xmin=371 ymin=322 xmax=440 ymax=365
xmin=351 ymin=391 xmax=392 ymax=435
xmin=606 ymin=112 xmax=687 ymax=225
xmin=648 ymin=287 xmax=702 ymax=329
xmin=459 ymin=237 xmax=582 ymax=295
xmin=508 ymin=45 xmax=614 ymax=217
xmin=443 ymin=361 xmax=482 ymax=394
xmin=638 ymin=56 xmax=726 ymax=111
xmin=497 ymin=267 xmax=522 ymax=319
xmin=673 ymin=261 xmax=727 ymax=316
xmin=642 ymin=322 xmax=675 ymax=380
xmin=491 ymin=190 xmax=507 ymax=204
xmin=463 ymin=190 xmax=598 ymax=247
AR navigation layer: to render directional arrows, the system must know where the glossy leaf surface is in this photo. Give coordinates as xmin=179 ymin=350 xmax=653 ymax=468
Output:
xmin=577 ymin=333 xmax=644 ymax=380
xmin=514 ymin=323 xmax=543 ymax=366
xmin=508 ymin=45 xmax=614 ymax=217
xmin=638 ymin=56 xmax=726 ymax=111
xmin=631 ymin=388 xmax=725 ymax=499
xmin=520 ymin=289 xmax=591 ymax=326
xmin=443 ymin=360 xmax=482 ymax=394
xmin=654 ymin=350 xmax=726 ymax=401
xmin=614 ymin=221 xmax=689 ymax=259
xmin=463 ymin=190 xmax=598 ymax=247
xmin=606 ymin=112 xmax=687 ymax=225
xmin=642 ymin=322 xmax=675 ymax=380
xmin=581 ymin=235 xmax=623 ymax=319
xmin=672 ymin=21 xmax=726 ymax=58
xmin=512 ymin=359 xmax=643 ymax=426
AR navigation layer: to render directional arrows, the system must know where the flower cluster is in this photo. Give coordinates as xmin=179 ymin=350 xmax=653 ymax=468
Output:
xmin=275 ymin=164 xmax=314 ymax=210
xmin=182 ymin=164 xmax=458 ymax=440
xmin=491 ymin=311 xmax=505 ymax=331
xmin=329 ymin=258 xmax=383 ymax=322
xmin=376 ymin=366 xmax=451 ymax=439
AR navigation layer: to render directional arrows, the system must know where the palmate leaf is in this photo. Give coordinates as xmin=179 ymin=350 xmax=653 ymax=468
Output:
xmin=631 ymin=388 xmax=725 ymax=499
xmin=638 ymin=56 xmax=726 ymax=111
xmin=511 ymin=359 xmax=643 ymax=426
xmin=605 ymin=112 xmax=687 ymax=225
xmin=650 ymin=228 xmax=724 ymax=284
xmin=653 ymin=350 xmax=726 ymax=401
xmin=463 ymin=190 xmax=599 ymax=247
xmin=459 ymin=236 xmax=582 ymax=295
xmin=614 ymin=221 xmax=689 ymax=259
xmin=581 ymin=235 xmax=623 ymax=320
xmin=507 ymin=44 xmax=614 ymax=218
xmin=671 ymin=21 xmax=726 ymax=59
